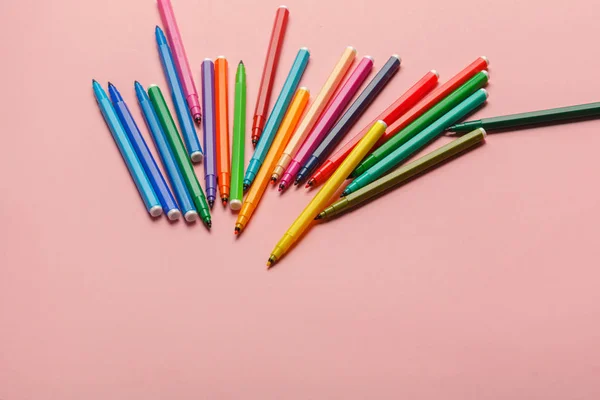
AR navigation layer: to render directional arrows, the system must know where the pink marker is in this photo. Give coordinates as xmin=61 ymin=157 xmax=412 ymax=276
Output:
xmin=157 ymin=0 xmax=202 ymax=123
xmin=278 ymin=56 xmax=374 ymax=192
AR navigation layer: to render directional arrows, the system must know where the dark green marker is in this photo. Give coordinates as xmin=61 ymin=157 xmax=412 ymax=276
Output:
xmin=448 ymin=101 xmax=600 ymax=133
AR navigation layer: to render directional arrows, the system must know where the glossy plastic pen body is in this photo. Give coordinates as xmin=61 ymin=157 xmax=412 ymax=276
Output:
xmin=308 ymin=68 xmax=438 ymax=187
xmin=92 ymin=80 xmax=161 ymax=217
xmin=271 ymin=46 xmax=356 ymax=182
xmin=135 ymin=82 xmax=197 ymax=221
xmin=147 ymin=85 xmax=212 ymax=227
xmin=243 ymin=47 xmax=310 ymax=188
xmin=252 ymin=6 xmax=290 ymax=146
xmin=201 ymin=59 xmax=217 ymax=207
xmin=266 ymin=120 xmax=387 ymax=267
xmin=279 ymin=56 xmax=373 ymax=191
xmin=155 ymin=26 xmax=203 ymax=162
xmin=318 ymin=128 xmax=486 ymax=220
xmin=156 ymin=0 xmax=202 ymax=122
xmin=235 ymin=88 xmax=310 ymax=234
xmin=344 ymin=89 xmax=488 ymax=196
xmin=299 ymin=54 xmax=401 ymax=186
xmin=215 ymin=57 xmax=231 ymax=205
xmin=230 ymin=61 xmax=247 ymax=211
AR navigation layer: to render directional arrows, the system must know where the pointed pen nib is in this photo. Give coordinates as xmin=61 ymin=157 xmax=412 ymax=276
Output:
xmin=205 ymin=220 xmax=212 ymax=229
xmin=293 ymin=179 xmax=300 ymax=186
xmin=222 ymin=197 xmax=228 ymax=206
xmin=239 ymin=60 xmax=244 ymax=65
xmin=266 ymin=256 xmax=276 ymax=269
xmin=278 ymin=183 xmax=285 ymax=192
xmin=243 ymin=184 xmax=249 ymax=192
xmin=306 ymin=179 xmax=315 ymax=188
xmin=194 ymin=115 xmax=202 ymax=124
xmin=92 ymin=78 xmax=98 ymax=84
xmin=270 ymin=177 xmax=277 ymax=185
xmin=234 ymin=224 xmax=242 ymax=235
xmin=208 ymin=199 xmax=214 ymax=208
xmin=315 ymin=214 xmax=323 ymax=220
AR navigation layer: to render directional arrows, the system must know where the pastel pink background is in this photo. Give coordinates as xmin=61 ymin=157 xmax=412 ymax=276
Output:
xmin=2 ymin=0 xmax=600 ymax=398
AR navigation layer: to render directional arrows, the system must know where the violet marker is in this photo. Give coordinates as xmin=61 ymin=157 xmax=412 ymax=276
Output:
xmin=201 ymin=59 xmax=217 ymax=207
xmin=278 ymin=56 xmax=374 ymax=192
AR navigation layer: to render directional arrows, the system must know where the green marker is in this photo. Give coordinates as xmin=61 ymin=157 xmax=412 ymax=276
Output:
xmin=350 ymin=70 xmax=489 ymax=178
xmin=448 ymin=101 xmax=600 ymax=133
xmin=317 ymin=128 xmax=486 ymax=220
xmin=230 ymin=61 xmax=247 ymax=211
xmin=148 ymin=85 xmax=212 ymax=228
xmin=343 ymin=89 xmax=488 ymax=196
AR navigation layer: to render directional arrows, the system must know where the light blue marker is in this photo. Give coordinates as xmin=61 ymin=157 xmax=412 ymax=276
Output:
xmin=109 ymin=82 xmax=180 ymax=220
xmin=243 ymin=47 xmax=310 ymax=189
xmin=342 ymin=89 xmax=489 ymax=196
xmin=92 ymin=80 xmax=162 ymax=217
xmin=155 ymin=26 xmax=203 ymax=163
xmin=135 ymin=82 xmax=198 ymax=222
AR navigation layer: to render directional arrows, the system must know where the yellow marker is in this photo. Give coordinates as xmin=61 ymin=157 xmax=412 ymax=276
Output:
xmin=270 ymin=46 xmax=357 ymax=181
xmin=235 ymin=88 xmax=311 ymax=234
xmin=266 ymin=120 xmax=387 ymax=267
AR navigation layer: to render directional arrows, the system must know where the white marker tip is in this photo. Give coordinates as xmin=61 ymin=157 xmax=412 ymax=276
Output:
xmin=150 ymin=206 xmax=163 ymax=217
xmin=167 ymin=209 xmax=181 ymax=221
xmin=184 ymin=211 xmax=198 ymax=222
xmin=230 ymin=199 xmax=243 ymax=211
xmin=431 ymin=69 xmax=439 ymax=78
xmin=190 ymin=152 xmax=204 ymax=163
xmin=480 ymin=128 xmax=487 ymax=138
xmin=364 ymin=55 xmax=374 ymax=61
xmin=480 ymin=56 xmax=489 ymax=65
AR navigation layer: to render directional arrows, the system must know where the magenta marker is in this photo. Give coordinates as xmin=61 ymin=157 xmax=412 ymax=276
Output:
xmin=278 ymin=56 xmax=374 ymax=192
xmin=157 ymin=0 xmax=202 ymax=123
xmin=201 ymin=59 xmax=217 ymax=207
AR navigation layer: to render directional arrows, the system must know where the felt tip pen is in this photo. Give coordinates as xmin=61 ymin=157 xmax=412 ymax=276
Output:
xmin=155 ymin=26 xmax=203 ymax=162
xmin=92 ymin=80 xmax=162 ymax=217
xmin=243 ymin=47 xmax=310 ymax=189
xmin=343 ymin=89 xmax=488 ymax=196
xmin=135 ymin=81 xmax=198 ymax=222
xmin=147 ymin=85 xmax=212 ymax=227
xmin=108 ymin=82 xmax=180 ymax=220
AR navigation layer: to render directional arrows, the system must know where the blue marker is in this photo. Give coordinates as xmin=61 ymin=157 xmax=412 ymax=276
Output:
xmin=92 ymin=80 xmax=162 ymax=217
xmin=155 ymin=26 xmax=203 ymax=163
xmin=108 ymin=82 xmax=180 ymax=220
xmin=135 ymin=82 xmax=198 ymax=222
xmin=243 ymin=47 xmax=310 ymax=189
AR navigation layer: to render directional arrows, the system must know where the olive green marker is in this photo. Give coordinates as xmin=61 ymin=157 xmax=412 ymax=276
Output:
xmin=317 ymin=128 xmax=486 ymax=221
xmin=448 ymin=101 xmax=600 ymax=133
xmin=350 ymin=70 xmax=489 ymax=178
xmin=148 ymin=85 xmax=212 ymax=228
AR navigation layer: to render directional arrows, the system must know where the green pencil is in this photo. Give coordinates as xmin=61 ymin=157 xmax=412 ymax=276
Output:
xmin=350 ymin=70 xmax=489 ymax=178
xmin=148 ymin=85 xmax=212 ymax=228
xmin=230 ymin=61 xmax=247 ymax=211
xmin=447 ymin=101 xmax=600 ymax=133
xmin=317 ymin=128 xmax=486 ymax=221
xmin=343 ymin=89 xmax=488 ymax=197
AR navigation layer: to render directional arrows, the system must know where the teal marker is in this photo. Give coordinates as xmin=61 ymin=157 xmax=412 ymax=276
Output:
xmin=351 ymin=71 xmax=489 ymax=178
xmin=92 ymin=80 xmax=162 ymax=217
xmin=342 ymin=89 xmax=488 ymax=196
xmin=243 ymin=47 xmax=310 ymax=189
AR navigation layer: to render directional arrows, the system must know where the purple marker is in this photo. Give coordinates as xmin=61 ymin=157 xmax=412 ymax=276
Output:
xmin=201 ymin=59 xmax=217 ymax=207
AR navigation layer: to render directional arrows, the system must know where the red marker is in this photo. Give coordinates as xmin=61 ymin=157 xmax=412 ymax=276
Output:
xmin=251 ymin=6 xmax=290 ymax=147
xmin=307 ymin=56 xmax=489 ymax=187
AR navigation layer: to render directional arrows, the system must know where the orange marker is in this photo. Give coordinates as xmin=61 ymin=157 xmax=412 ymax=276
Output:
xmin=235 ymin=87 xmax=310 ymax=234
xmin=215 ymin=56 xmax=231 ymax=205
